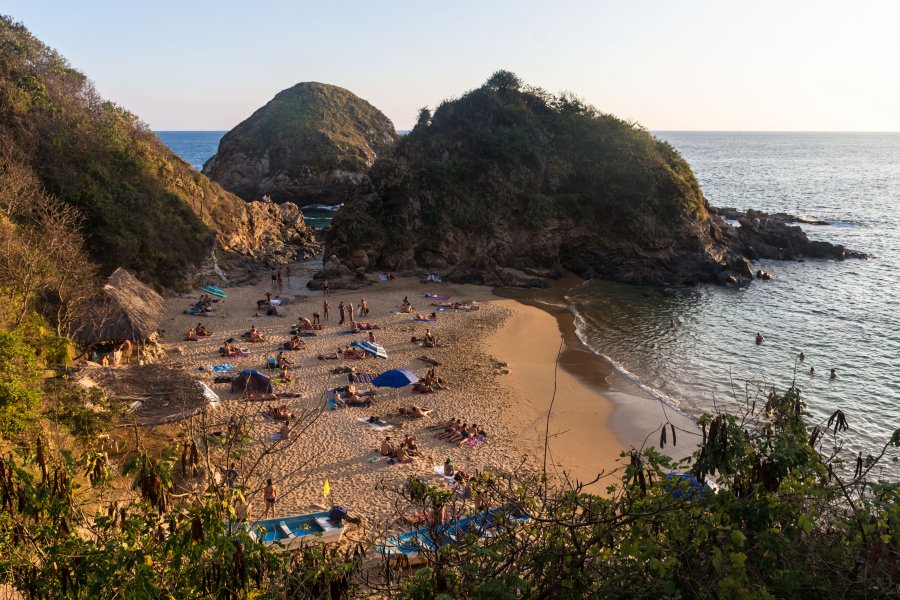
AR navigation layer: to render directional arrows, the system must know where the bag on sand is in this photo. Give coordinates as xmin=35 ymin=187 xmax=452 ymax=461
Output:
xmin=329 ymin=505 xmax=348 ymax=522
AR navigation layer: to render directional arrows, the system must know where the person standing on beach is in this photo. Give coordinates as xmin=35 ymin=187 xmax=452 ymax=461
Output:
xmin=276 ymin=270 xmax=283 ymax=293
xmin=322 ymin=278 xmax=329 ymax=295
xmin=348 ymin=301 xmax=355 ymax=325
xmin=285 ymin=266 xmax=291 ymax=286
xmin=264 ymin=478 xmax=277 ymax=518
xmin=338 ymin=301 xmax=345 ymax=325
xmin=362 ymin=298 xmax=369 ymax=316
xmin=323 ymin=299 xmax=330 ymax=321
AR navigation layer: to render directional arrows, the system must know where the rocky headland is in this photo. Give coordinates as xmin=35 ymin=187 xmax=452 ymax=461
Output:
xmin=322 ymin=72 xmax=865 ymax=290
xmin=203 ymin=82 xmax=397 ymax=206
xmin=0 ymin=17 xmax=318 ymax=289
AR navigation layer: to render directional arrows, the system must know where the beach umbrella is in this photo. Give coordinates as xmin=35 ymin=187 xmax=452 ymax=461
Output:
xmin=201 ymin=284 xmax=227 ymax=299
xmin=351 ymin=340 xmax=388 ymax=359
xmin=373 ymin=369 xmax=419 ymax=389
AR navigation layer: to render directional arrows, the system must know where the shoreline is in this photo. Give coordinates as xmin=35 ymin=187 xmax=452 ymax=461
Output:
xmin=153 ymin=265 xmax=699 ymax=527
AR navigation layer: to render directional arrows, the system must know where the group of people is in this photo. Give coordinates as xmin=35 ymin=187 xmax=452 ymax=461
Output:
xmin=185 ymin=323 xmax=211 ymax=341
xmin=755 ymin=341 xmax=839 ymax=379
xmin=429 ymin=419 xmax=485 ymax=445
xmin=337 ymin=298 xmax=370 ymax=325
xmin=380 ymin=434 xmax=420 ymax=463
xmin=270 ymin=268 xmax=289 ymax=293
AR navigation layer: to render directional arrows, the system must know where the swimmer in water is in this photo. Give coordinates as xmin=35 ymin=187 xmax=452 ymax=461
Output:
xmin=755 ymin=332 xmax=765 ymax=345
xmin=799 ymin=352 xmax=805 ymax=362
xmin=830 ymin=368 xmax=837 ymax=379
xmin=809 ymin=366 xmax=815 ymax=375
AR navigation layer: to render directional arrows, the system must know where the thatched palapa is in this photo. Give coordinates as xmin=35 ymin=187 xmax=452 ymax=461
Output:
xmin=75 ymin=268 xmax=165 ymax=342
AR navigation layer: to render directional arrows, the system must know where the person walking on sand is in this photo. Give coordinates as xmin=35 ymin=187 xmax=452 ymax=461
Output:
xmin=338 ymin=301 xmax=345 ymax=325
xmin=323 ymin=299 xmax=330 ymax=321
xmin=264 ymin=478 xmax=277 ymax=518
xmin=362 ymin=298 xmax=369 ymax=316
xmin=358 ymin=299 xmax=365 ymax=318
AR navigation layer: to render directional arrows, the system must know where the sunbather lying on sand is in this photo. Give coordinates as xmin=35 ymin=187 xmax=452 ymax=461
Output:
xmin=318 ymin=352 xmax=339 ymax=360
xmin=352 ymin=322 xmax=380 ymax=331
xmin=398 ymin=405 xmax=432 ymax=418
xmin=427 ymin=418 xmax=462 ymax=431
xmin=185 ymin=328 xmax=199 ymax=341
xmin=265 ymin=404 xmax=294 ymax=422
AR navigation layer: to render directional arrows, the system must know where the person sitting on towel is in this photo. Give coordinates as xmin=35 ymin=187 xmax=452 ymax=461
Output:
xmin=402 ymin=435 xmax=420 ymax=456
xmin=443 ymin=458 xmax=455 ymax=477
xmin=423 ymin=329 xmax=436 ymax=346
xmin=276 ymin=351 xmax=294 ymax=368
xmin=185 ymin=328 xmax=199 ymax=341
xmin=248 ymin=326 xmax=265 ymax=342
xmin=380 ymin=436 xmax=395 ymax=457
xmin=278 ymin=421 xmax=290 ymax=440
xmin=196 ymin=323 xmax=210 ymax=336
xmin=289 ymin=335 xmax=303 ymax=350
xmin=280 ymin=366 xmax=292 ymax=383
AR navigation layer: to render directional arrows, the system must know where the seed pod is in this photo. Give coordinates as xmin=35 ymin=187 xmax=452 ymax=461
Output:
xmin=660 ymin=426 xmax=667 ymax=449
xmin=671 ymin=424 xmax=677 ymax=447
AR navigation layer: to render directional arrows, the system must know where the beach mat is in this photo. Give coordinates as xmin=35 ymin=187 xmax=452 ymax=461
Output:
xmin=357 ymin=417 xmax=393 ymax=431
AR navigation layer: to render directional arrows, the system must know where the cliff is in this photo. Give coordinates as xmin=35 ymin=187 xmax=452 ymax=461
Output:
xmin=203 ymin=82 xmax=397 ymax=205
xmin=326 ymin=72 xmax=741 ymax=287
xmin=0 ymin=17 xmax=318 ymax=288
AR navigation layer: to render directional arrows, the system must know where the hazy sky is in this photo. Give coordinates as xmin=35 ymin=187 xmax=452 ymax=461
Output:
xmin=5 ymin=1 xmax=899 ymax=131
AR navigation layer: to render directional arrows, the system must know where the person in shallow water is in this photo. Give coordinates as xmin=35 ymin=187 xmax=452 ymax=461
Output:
xmin=755 ymin=332 xmax=765 ymax=345
xmin=830 ymin=368 xmax=837 ymax=379
xmin=799 ymin=352 xmax=805 ymax=362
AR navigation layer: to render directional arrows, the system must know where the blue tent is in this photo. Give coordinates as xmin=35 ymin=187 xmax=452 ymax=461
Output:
xmin=231 ymin=369 xmax=272 ymax=394
xmin=372 ymin=369 xmax=419 ymax=388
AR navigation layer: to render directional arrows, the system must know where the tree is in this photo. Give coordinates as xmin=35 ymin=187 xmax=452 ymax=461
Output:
xmin=485 ymin=70 xmax=523 ymax=93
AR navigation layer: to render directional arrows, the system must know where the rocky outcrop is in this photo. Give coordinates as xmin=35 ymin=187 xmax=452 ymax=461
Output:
xmin=203 ymin=82 xmax=397 ymax=205
xmin=217 ymin=200 xmax=320 ymax=264
xmin=324 ymin=73 xmax=867 ymax=289
xmin=710 ymin=208 xmax=868 ymax=261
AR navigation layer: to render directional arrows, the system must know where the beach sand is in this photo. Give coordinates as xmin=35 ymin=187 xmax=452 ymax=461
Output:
xmin=155 ymin=263 xmax=697 ymax=532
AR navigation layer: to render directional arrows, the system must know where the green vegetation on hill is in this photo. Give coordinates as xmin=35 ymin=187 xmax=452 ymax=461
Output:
xmin=0 ymin=16 xmax=259 ymax=288
xmin=204 ymin=81 xmax=397 ymax=203
xmin=327 ymin=71 xmax=723 ymax=285
xmin=408 ymin=70 xmax=706 ymax=234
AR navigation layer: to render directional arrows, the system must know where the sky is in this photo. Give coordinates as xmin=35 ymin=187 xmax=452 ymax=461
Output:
xmin=4 ymin=1 xmax=899 ymax=131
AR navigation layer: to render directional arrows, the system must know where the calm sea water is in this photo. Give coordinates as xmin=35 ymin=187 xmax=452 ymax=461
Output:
xmin=155 ymin=130 xmax=336 ymax=228
xmin=570 ymin=132 xmax=900 ymax=463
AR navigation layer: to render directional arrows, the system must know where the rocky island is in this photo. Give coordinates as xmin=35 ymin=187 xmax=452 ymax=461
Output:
xmin=324 ymin=72 xmax=865 ymax=288
xmin=203 ymin=82 xmax=397 ymax=206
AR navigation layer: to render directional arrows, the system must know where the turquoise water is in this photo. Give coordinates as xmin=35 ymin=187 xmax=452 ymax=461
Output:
xmin=155 ymin=130 xmax=336 ymax=228
xmin=570 ymin=133 xmax=900 ymax=467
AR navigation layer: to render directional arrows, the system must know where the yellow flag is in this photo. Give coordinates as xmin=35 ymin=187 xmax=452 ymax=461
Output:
xmin=323 ymin=478 xmax=331 ymax=499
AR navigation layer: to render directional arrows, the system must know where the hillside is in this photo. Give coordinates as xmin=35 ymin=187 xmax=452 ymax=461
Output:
xmin=325 ymin=71 xmax=745 ymax=287
xmin=0 ymin=17 xmax=317 ymax=288
xmin=203 ymin=82 xmax=397 ymax=205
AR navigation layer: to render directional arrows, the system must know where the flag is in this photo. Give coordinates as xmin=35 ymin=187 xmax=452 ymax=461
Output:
xmin=323 ymin=478 xmax=331 ymax=499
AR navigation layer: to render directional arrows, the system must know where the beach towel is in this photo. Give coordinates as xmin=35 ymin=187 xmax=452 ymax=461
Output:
xmin=354 ymin=373 xmax=376 ymax=384
xmin=417 ymin=356 xmax=442 ymax=366
xmin=464 ymin=435 xmax=487 ymax=447
xmin=211 ymin=364 xmax=235 ymax=373
xmin=424 ymin=294 xmax=449 ymax=300
xmin=357 ymin=417 xmax=394 ymax=431
xmin=299 ymin=331 xmax=317 ymax=337
xmin=378 ymin=274 xmax=390 ymax=281
xmin=298 ymin=323 xmax=323 ymax=331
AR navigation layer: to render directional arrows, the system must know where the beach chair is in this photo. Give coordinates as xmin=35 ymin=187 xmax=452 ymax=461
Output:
xmin=266 ymin=357 xmax=278 ymax=370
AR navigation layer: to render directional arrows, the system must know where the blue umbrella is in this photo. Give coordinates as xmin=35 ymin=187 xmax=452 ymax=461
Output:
xmin=372 ymin=369 xmax=419 ymax=388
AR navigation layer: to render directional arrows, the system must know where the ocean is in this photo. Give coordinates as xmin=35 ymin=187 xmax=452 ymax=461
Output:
xmin=158 ymin=130 xmax=900 ymax=463
xmin=569 ymin=132 xmax=900 ymax=467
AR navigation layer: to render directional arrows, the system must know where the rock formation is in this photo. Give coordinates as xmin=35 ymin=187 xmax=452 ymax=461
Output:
xmin=203 ymin=82 xmax=397 ymax=205
xmin=324 ymin=72 xmax=865 ymax=289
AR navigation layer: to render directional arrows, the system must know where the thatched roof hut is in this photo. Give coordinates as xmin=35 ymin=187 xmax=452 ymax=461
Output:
xmin=75 ymin=268 xmax=165 ymax=342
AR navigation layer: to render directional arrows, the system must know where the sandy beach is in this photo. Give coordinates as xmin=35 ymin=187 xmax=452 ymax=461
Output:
xmin=155 ymin=264 xmax=695 ymax=532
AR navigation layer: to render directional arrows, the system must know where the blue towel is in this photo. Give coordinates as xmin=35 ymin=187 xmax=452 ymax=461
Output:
xmin=211 ymin=363 xmax=234 ymax=373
